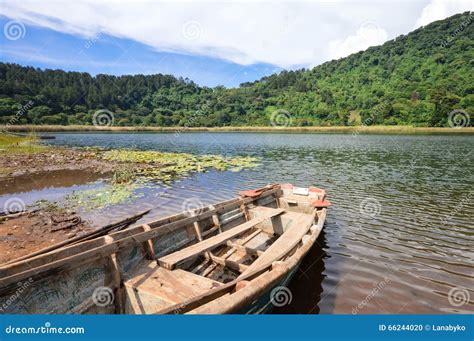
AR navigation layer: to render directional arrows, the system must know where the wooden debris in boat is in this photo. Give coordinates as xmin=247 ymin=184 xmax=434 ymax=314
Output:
xmin=158 ymin=208 xmax=285 ymax=270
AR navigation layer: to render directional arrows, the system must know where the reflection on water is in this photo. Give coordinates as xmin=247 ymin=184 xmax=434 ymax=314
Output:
xmin=2 ymin=132 xmax=473 ymax=313
xmin=273 ymin=228 xmax=329 ymax=314
xmin=0 ymin=169 xmax=108 ymax=195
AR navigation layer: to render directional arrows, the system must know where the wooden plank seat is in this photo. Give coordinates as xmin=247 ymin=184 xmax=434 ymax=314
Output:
xmin=238 ymin=211 xmax=315 ymax=278
xmin=158 ymin=208 xmax=285 ymax=270
xmin=124 ymin=262 xmax=222 ymax=314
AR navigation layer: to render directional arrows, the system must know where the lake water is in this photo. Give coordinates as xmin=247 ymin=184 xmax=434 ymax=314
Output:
xmin=1 ymin=132 xmax=473 ymax=313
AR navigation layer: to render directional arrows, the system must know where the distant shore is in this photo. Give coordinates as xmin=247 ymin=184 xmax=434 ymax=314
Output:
xmin=4 ymin=125 xmax=474 ymax=134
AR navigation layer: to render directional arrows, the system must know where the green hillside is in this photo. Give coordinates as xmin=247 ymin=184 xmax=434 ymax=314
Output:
xmin=0 ymin=11 xmax=472 ymax=127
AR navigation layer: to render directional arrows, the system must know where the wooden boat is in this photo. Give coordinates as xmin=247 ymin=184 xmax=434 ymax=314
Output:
xmin=0 ymin=183 xmax=330 ymax=314
xmin=37 ymin=135 xmax=56 ymax=140
xmin=6 ymin=132 xmax=56 ymax=140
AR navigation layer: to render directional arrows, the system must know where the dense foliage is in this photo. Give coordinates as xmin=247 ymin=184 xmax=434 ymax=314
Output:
xmin=0 ymin=12 xmax=472 ymax=127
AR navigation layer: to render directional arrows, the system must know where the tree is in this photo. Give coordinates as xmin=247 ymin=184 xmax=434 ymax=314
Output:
xmin=0 ymin=12 xmax=472 ymax=127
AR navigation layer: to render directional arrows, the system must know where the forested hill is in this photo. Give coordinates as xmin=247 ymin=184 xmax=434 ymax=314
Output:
xmin=1 ymin=11 xmax=473 ymax=127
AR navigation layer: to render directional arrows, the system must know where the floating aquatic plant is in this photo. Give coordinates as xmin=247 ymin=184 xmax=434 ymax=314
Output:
xmin=66 ymin=149 xmax=259 ymax=211
xmin=65 ymin=184 xmax=144 ymax=211
xmin=101 ymin=149 xmax=260 ymax=181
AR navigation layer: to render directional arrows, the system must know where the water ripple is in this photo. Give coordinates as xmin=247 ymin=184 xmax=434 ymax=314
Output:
xmin=7 ymin=132 xmax=473 ymax=314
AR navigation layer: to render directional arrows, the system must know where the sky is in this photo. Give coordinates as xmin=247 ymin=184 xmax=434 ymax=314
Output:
xmin=0 ymin=0 xmax=472 ymax=87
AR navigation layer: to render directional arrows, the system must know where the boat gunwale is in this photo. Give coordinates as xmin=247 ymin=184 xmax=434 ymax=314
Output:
xmin=160 ymin=208 xmax=327 ymax=314
xmin=0 ymin=187 xmax=282 ymax=290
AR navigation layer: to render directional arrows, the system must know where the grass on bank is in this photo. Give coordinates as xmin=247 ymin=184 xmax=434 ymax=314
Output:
xmin=4 ymin=125 xmax=474 ymax=135
xmin=0 ymin=132 xmax=48 ymax=155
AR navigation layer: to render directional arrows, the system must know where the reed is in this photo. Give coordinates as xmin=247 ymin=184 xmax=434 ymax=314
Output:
xmin=0 ymin=132 xmax=47 ymax=154
xmin=4 ymin=125 xmax=474 ymax=134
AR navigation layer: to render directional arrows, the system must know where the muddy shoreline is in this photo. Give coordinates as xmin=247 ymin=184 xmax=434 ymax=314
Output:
xmin=0 ymin=146 xmax=146 ymax=179
xmin=0 ymin=135 xmax=259 ymax=264
xmin=0 ymin=208 xmax=94 ymax=264
xmin=0 ymin=143 xmax=154 ymax=264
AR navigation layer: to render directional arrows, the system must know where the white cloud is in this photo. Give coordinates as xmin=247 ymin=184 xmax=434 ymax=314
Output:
xmin=0 ymin=0 xmax=472 ymax=68
xmin=0 ymin=46 xmax=131 ymax=68
xmin=327 ymin=22 xmax=388 ymax=61
xmin=414 ymin=0 xmax=473 ymax=28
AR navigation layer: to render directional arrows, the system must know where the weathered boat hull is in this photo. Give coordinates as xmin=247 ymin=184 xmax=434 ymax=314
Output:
xmin=0 ymin=184 xmax=329 ymax=314
xmin=240 ymin=264 xmax=299 ymax=314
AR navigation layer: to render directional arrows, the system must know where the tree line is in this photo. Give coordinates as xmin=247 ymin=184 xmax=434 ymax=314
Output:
xmin=0 ymin=12 xmax=472 ymax=127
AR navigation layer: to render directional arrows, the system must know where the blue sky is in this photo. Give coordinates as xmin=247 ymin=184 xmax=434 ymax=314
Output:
xmin=0 ymin=1 xmax=472 ymax=87
xmin=0 ymin=17 xmax=281 ymax=87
